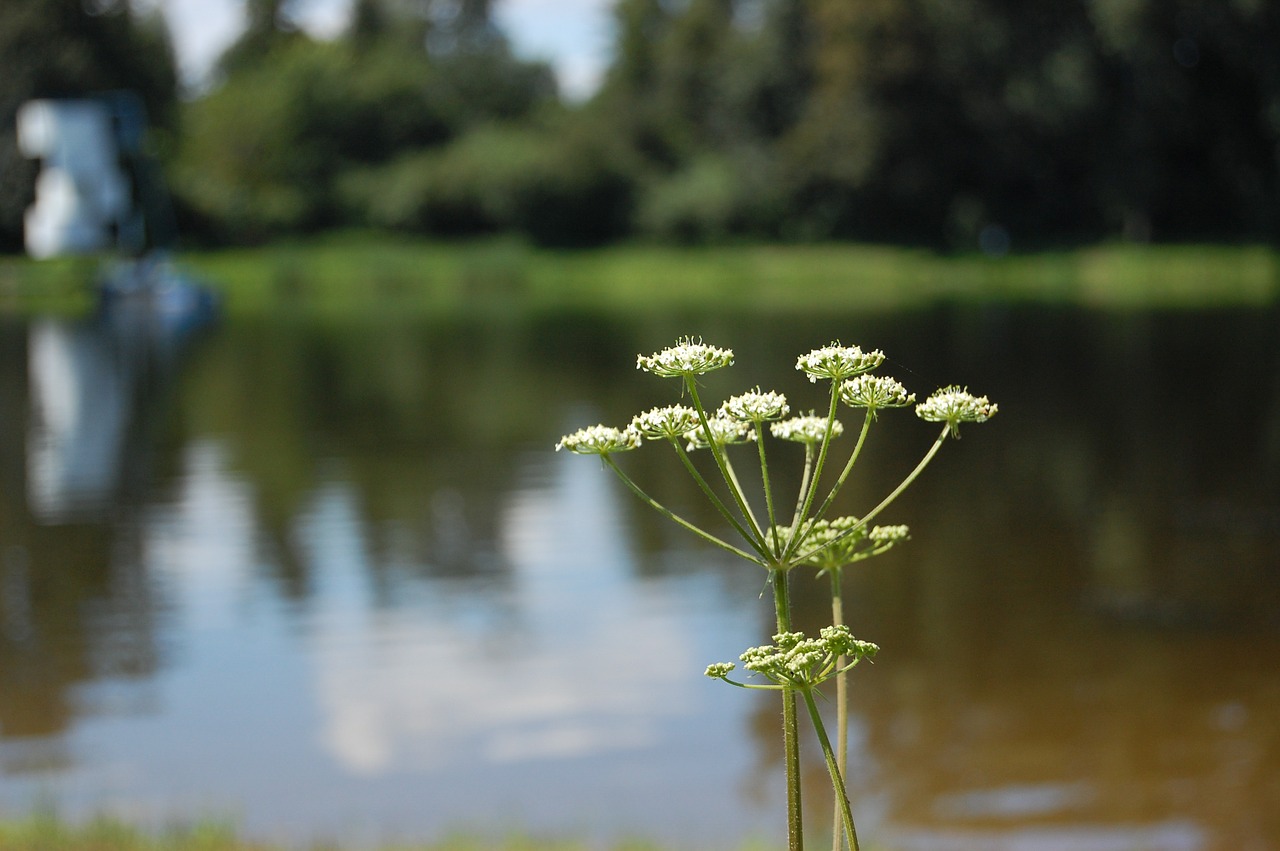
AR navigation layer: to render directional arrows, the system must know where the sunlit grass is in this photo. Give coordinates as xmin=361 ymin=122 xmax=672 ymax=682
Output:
xmin=3 ymin=233 xmax=1276 ymax=317
xmin=0 ymin=811 xmax=782 ymax=851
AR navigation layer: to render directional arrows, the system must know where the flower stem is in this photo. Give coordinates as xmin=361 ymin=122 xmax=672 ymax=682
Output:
xmin=829 ymin=568 xmax=848 ymax=851
xmin=772 ymin=569 xmax=804 ymax=851
xmin=670 ymin=441 xmax=769 ymax=561
xmin=602 ymin=457 xmax=764 ymax=565
xmin=800 ymin=684 xmax=859 ymax=851
xmin=686 ymin=379 xmax=767 ymax=548
xmin=795 ymin=425 xmax=948 ymax=564
xmin=804 ymin=409 xmax=874 ymax=538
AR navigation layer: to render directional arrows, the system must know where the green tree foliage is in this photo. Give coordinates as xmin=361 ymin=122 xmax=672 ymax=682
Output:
xmin=594 ymin=0 xmax=1278 ymax=246
xmin=0 ymin=0 xmax=177 ymax=251
xmin=163 ymin=0 xmax=1279 ymax=248
xmin=171 ymin=12 xmax=556 ymax=243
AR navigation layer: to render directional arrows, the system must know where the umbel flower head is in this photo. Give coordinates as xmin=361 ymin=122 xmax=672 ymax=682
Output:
xmin=555 ymin=424 xmax=642 ymax=455
xmin=631 ymin=405 xmax=700 ymax=440
xmin=794 ymin=517 xmax=911 ymax=570
xmin=916 ymin=385 xmax=998 ymax=438
xmin=705 ymin=626 xmax=879 ymax=689
xmin=637 ymin=337 xmax=735 ymax=378
xmin=720 ymin=388 xmax=790 ymax=423
xmin=770 ymin=414 xmax=843 ymax=444
xmin=686 ymin=414 xmax=755 ymax=451
xmin=840 ymin=374 xmax=915 ymax=416
xmin=796 ymin=343 xmax=885 ymax=383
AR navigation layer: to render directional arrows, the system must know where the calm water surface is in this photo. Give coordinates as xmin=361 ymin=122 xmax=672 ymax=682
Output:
xmin=0 ymin=299 xmax=1277 ymax=850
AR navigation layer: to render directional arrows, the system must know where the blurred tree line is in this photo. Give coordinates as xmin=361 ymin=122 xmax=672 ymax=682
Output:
xmin=1 ymin=0 xmax=1277 ymax=250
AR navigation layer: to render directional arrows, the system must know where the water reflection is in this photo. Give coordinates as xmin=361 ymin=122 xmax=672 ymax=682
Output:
xmin=0 ymin=305 xmax=1277 ymax=850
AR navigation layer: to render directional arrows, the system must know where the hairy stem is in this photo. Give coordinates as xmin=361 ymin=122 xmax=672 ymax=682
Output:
xmin=801 ymin=685 xmax=859 ymax=851
xmin=772 ymin=570 xmax=804 ymax=851
xmin=829 ymin=568 xmax=848 ymax=851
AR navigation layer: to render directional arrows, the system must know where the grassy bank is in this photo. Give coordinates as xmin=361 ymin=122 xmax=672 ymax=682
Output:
xmin=0 ymin=812 xmax=781 ymax=851
xmin=3 ymin=235 xmax=1277 ymax=318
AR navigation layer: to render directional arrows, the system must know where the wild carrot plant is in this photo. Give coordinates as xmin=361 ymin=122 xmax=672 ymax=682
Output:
xmin=556 ymin=338 xmax=996 ymax=851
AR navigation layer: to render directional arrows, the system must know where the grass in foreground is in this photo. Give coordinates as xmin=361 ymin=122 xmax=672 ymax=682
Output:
xmin=0 ymin=812 xmax=783 ymax=851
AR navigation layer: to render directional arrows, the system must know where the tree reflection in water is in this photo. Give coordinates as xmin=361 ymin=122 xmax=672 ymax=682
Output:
xmin=0 ymin=305 xmax=1275 ymax=850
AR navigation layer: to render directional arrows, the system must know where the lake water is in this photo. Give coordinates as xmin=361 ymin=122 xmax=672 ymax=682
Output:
xmin=0 ymin=297 xmax=1278 ymax=850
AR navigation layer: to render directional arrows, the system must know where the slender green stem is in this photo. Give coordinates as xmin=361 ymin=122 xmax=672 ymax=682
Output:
xmin=602 ymin=457 xmax=764 ymax=565
xmin=801 ymin=685 xmax=859 ymax=851
xmin=756 ymin=426 xmax=781 ymax=553
xmin=788 ymin=443 xmax=816 ymax=533
xmin=804 ymin=410 xmax=875 ymax=536
xmin=829 ymin=568 xmax=848 ymax=851
xmin=721 ymin=453 xmax=762 ymax=537
xmin=795 ymin=425 xmax=948 ymax=564
xmin=849 ymin=424 xmax=947 ymax=532
xmin=781 ymin=386 xmax=848 ymax=562
xmin=670 ymin=441 xmax=769 ymax=561
xmin=685 ymin=379 xmax=767 ymax=549
xmin=772 ymin=569 xmax=803 ymax=851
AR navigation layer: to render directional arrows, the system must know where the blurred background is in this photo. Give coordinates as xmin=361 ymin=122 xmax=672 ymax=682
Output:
xmin=1 ymin=0 xmax=1278 ymax=249
xmin=0 ymin=2 xmax=1278 ymax=850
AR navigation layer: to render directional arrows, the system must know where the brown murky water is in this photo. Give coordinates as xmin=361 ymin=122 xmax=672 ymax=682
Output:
xmin=0 ymin=301 xmax=1277 ymax=849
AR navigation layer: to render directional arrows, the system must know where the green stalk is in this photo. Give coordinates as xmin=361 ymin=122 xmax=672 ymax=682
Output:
xmin=772 ymin=569 xmax=804 ymax=851
xmin=756 ymin=425 xmax=781 ymax=553
xmin=795 ymin=425 xmax=948 ymax=564
xmin=685 ymin=379 xmax=767 ymax=549
xmin=801 ymin=685 xmax=859 ymax=851
xmin=602 ymin=457 xmax=764 ymax=565
xmin=801 ymin=409 xmax=874 ymax=540
xmin=788 ymin=443 xmax=816 ymax=533
xmin=670 ymin=441 xmax=769 ymax=561
xmin=784 ymin=383 xmax=843 ymax=557
xmin=829 ymin=568 xmax=848 ymax=851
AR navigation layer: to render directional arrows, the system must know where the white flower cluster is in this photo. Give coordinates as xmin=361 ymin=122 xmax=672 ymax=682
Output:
xmin=770 ymin=414 xmax=843 ymax=444
xmin=839 ymin=374 xmax=916 ymax=412
xmin=916 ymin=385 xmax=998 ymax=437
xmin=796 ymin=343 xmax=885 ymax=383
xmin=720 ymin=389 xmax=790 ymax=423
xmin=555 ymin=424 xmax=642 ymax=455
xmin=685 ymin=414 xmax=755 ymax=451
xmin=631 ymin=405 xmax=701 ymax=440
xmin=637 ymin=338 xmax=735 ymax=377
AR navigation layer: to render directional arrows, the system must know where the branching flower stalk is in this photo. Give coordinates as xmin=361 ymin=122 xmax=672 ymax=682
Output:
xmin=796 ymin=520 xmax=911 ymax=851
xmin=556 ymin=338 xmax=997 ymax=851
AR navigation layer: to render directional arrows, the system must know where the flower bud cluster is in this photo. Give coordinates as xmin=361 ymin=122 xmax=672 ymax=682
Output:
xmin=781 ymin=517 xmax=912 ymax=570
xmin=705 ymin=626 xmax=879 ymax=688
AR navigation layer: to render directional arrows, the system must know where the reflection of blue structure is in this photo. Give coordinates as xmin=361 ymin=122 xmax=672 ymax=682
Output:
xmin=26 ymin=282 xmax=217 ymax=523
xmin=96 ymin=253 xmax=220 ymax=342
xmin=16 ymin=91 xmax=220 ymax=521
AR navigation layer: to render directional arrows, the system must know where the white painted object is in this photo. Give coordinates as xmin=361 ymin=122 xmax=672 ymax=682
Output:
xmin=16 ymin=99 xmax=137 ymax=258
